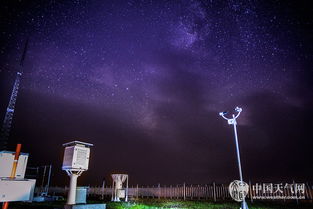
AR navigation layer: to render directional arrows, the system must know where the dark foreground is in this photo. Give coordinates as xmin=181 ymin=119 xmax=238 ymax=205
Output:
xmin=7 ymin=200 xmax=313 ymax=209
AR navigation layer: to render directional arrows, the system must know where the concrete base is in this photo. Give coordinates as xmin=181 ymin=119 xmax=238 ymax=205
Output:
xmin=64 ymin=204 xmax=106 ymax=209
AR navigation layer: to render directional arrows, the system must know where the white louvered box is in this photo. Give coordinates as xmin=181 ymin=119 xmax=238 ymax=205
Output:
xmin=62 ymin=143 xmax=91 ymax=171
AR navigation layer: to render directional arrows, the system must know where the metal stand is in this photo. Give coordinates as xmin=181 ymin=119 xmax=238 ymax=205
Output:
xmin=61 ymin=141 xmax=105 ymax=209
xmin=111 ymin=174 xmax=128 ymax=202
xmin=65 ymin=170 xmax=83 ymax=205
xmin=219 ymin=107 xmax=249 ymax=209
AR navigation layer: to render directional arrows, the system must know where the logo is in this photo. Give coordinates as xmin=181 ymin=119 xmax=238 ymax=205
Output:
xmin=251 ymin=183 xmax=305 ymax=200
xmin=229 ymin=180 xmax=249 ymax=202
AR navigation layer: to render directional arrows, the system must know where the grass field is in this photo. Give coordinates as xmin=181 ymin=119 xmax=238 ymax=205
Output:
xmin=7 ymin=200 xmax=313 ymax=209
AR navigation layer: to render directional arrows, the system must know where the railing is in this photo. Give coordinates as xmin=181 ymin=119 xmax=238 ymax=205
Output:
xmin=46 ymin=183 xmax=313 ymax=202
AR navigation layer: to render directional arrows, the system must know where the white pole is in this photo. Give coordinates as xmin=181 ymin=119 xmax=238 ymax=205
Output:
xmin=111 ymin=182 xmax=114 ymax=201
xmin=219 ymin=107 xmax=249 ymax=209
xmin=232 ymin=116 xmax=243 ymax=183
xmin=46 ymin=165 xmax=52 ymax=195
xmin=232 ymin=115 xmax=249 ymax=209
xmin=67 ymin=173 xmax=78 ymax=205
xmin=41 ymin=165 xmax=47 ymax=194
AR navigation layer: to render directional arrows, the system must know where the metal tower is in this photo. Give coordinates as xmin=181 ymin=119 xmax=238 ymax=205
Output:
xmin=0 ymin=39 xmax=28 ymax=150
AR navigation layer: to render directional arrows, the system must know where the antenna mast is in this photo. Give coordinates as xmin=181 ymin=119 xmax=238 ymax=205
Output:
xmin=0 ymin=39 xmax=28 ymax=150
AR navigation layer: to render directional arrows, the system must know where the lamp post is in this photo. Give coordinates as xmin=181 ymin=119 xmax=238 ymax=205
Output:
xmin=219 ymin=107 xmax=249 ymax=209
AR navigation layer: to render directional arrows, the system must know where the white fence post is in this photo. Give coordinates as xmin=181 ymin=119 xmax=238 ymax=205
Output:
xmin=158 ymin=183 xmax=160 ymax=199
xmin=249 ymin=180 xmax=253 ymax=203
xmin=183 ymin=182 xmax=186 ymax=200
xmin=213 ymin=182 xmax=216 ymax=202
xmin=136 ymin=184 xmax=139 ymax=199
xmin=306 ymin=183 xmax=312 ymax=203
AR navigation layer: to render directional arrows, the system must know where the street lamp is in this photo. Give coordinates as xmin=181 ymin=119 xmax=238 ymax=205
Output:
xmin=219 ymin=107 xmax=249 ymax=209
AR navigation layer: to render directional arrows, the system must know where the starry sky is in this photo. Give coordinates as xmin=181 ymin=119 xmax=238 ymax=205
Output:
xmin=0 ymin=0 xmax=312 ymax=186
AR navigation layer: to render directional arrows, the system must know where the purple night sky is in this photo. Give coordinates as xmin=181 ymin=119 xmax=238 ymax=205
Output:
xmin=0 ymin=0 xmax=312 ymax=186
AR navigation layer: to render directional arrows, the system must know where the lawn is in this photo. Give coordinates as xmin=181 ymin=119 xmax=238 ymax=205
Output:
xmin=106 ymin=200 xmax=313 ymax=209
xmin=7 ymin=200 xmax=312 ymax=209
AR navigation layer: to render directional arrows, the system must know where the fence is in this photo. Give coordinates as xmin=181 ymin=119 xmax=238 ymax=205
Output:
xmin=47 ymin=182 xmax=313 ymax=202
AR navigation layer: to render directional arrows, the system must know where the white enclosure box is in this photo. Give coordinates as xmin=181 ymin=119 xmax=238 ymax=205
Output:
xmin=0 ymin=151 xmax=28 ymax=179
xmin=0 ymin=178 xmax=36 ymax=202
xmin=117 ymin=189 xmax=125 ymax=198
xmin=62 ymin=143 xmax=91 ymax=171
xmin=76 ymin=187 xmax=88 ymax=204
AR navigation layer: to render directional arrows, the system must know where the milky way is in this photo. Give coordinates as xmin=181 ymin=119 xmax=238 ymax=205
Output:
xmin=0 ymin=0 xmax=312 ymax=185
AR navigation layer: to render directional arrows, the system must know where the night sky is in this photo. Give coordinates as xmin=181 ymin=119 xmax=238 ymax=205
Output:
xmin=0 ymin=0 xmax=312 ymax=186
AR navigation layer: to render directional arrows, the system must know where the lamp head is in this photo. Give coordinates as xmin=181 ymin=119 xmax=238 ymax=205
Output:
xmin=235 ymin=107 xmax=242 ymax=112
xmin=219 ymin=111 xmax=228 ymax=116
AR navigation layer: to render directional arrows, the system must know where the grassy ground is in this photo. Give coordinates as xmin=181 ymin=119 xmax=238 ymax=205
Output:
xmin=106 ymin=200 xmax=313 ymax=209
xmin=7 ymin=199 xmax=313 ymax=209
